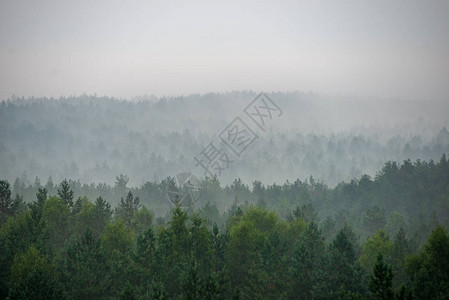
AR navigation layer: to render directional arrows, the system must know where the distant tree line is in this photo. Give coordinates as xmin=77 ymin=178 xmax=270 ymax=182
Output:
xmin=4 ymin=155 xmax=449 ymax=231
xmin=2 ymin=94 xmax=449 ymax=187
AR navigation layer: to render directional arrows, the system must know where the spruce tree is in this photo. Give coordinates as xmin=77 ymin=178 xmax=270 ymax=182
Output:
xmin=369 ymin=252 xmax=394 ymax=300
xmin=0 ymin=180 xmax=12 ymax=219
xmin=115 ymin=191 xmax=140 ymax=226
xmin=57 ymin=179 xmax=74 ymax=208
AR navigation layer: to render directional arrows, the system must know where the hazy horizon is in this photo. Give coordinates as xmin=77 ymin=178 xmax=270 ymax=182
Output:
xmin=1 ymin=2 xmax=449 ymax=298
xmin=1 ymin=0 xmax=449 ymax=102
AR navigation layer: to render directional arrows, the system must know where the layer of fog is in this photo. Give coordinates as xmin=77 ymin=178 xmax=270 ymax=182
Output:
xmin=1 ymin=91 xmax=448 ymax=188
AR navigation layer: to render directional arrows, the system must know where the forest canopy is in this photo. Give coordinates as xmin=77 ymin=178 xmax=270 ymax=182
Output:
xmin=1 ymin=93 xmax=448 ymax=299
xmin=2 ymin=0 xmax=449 ymax=297
xmin=1 ymin=93 xmax=448 ymax=187
xmin=1 ymin=155 xmax=448 ymax=299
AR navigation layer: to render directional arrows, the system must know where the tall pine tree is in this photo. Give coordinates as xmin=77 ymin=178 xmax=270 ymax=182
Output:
xmin=57 ymin=179 xmax=74 ymax=208
xmin=369 ymin=252 xmax=394 ymax=300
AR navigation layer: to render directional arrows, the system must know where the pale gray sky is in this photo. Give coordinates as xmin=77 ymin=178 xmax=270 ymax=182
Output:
xmin=1 ymin=0 xmax=448 ymax=101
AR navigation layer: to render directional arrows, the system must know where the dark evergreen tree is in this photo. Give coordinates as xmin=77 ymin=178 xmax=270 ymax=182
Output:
xmin=370 ymin=252 xmax=394 ymax=300
xmin=211 ymin=223 xmax=228 ymax=272
xmin=289 ymin=221 xmax=326 ymax=299
xmin=63 ymin=228 xmax=110 ymax=299
xmin=328 ymin=229 xmax=366 ymax=298
xmin=201 ymin=272 xmax=227 ymax=300
xmin=180 ymin=261 xmax=201 ymax=300
xmin=134 ymin=227 xmax=156 ymax=286
xmin=72 ymin=196 xmax=84 ymax=215
xmin=35 ymin=187 xmax=47 ymax=210
xmin=115 ymin=191 xmax=140 ymax=226
xmin=0 ymin=180 xmax=12 ymax=223
xmin=148 ymin=280 xmax=168 ymax=300
xmin=57 ymin=179 xmax=74 ymax=208
xmin=189 ymin=213 xmax=213 ymax=275
xmin=394 ymin=285 xmax=413 ymax=300
xmin=7 ymin=246 xmax=62 ymax=300
xmin=10 ymin=193 xmax=26 ymax=216
xmin=338 ymin=285 xmax=364 ymax=300
xmin=406 ymin=226 xmax=449 ymax=300
xmin=120 ymin=281 xmax=137 ymax=300
xmin=391 ymin=227 xmax=410 ymax=288
xmin=92 ymin=196 xmax=112 ymax=237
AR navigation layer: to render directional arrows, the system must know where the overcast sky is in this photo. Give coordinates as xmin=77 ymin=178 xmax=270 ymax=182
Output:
xmin=1 ymin=0 xmax=448 ymax=101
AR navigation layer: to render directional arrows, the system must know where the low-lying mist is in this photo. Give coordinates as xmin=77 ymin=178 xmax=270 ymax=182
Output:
xmin=1 ymin=91 xmax=448 ymax=187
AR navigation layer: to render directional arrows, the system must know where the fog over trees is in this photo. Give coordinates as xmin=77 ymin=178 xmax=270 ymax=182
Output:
xmin=1 ymin=92 xmax=448 ymax=187
xmin=1 ymin=91 xmax=448 ymax=299
xmin=2 ymin=0 xmax=449 ymax=298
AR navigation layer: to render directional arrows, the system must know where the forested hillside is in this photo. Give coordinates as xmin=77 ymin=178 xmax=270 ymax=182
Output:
xmin=1 ymin=93 xmax=449 ymax=187
xmin=2 ymin=0 xmax=449 ymax=298
xmin=1 ymin=90 xmax=449 ymax=300
xmin=1 ymin=156 xmax=448 ymax=299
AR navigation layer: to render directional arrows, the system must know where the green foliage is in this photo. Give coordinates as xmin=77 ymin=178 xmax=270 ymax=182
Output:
xmin=338 ymin=285 xmax=364 ymax=300
xmin=134 ymin=227 xmax=156 ymax=286
xmin=35 ymin=187 xmax=47 ymax=207
xmin=362 ymin=206 xmax=386 ymax=237
xmin=8 ymin=245 xmax=61 ymax=299
xmin=369 ymin=252 xmax=394 ymax=300
xmin=92 ymin=197 xmax=113 ymax=238
xmin=180 ymin=261 xmax=227 ymax=300
xmin=385 ymin=212 xmax=407 ymax=236
xmin=73 ymin=196 xmax=95 ymax=235
xmin=394 ymin=285 xmax=413 ymax=300
xmin=289 ymin=221 xmax=327 ymax=299
xmin=260 ymin=230 xmax=289 ymax=298
xmin=0 ymin=207 xmax=48 ymax=298
xmin=30 ymin=187 xmax=47 ymax=219
xmin=116 ymin=191 xmax=140 ymax=226
xmin=42 ymin=196 xmax=71 ymax=250
xmin=0 ymin=155 xmax=448 ymax=299
xmin=406 ymin=226 xmax=449 ymax=299
xmin=57 ymin=179 xmax=74 ymax=208
xmin=180 ymin=262 xmax=202 ymax=300
xmin=146 ymin=280 xmax=168 ymax=300
xmin=199 ymin=201 xmax=221 ymax=227
xmin=131 ymin=205 xmax=154 ymax=234
xmin=391 ymin=227 xmax=411 ymax=288
xmin=152 ymin=203 xmax=216 ymax=297
xmin=360 ymin=230 xmax=393 ymax=272
xmin=226 ymin=206 xmax=279 ymax=298
xmin=0 ymin=180 xmax=12 ymax=224
xmin=201 ymin=272 xmax=227 ymax=300
xmin=72 ymin=196 xmax=113 ymax=240
xmin=167 ymin=202 xmax=190 ymax=258
xmin=119 ymin=281 xmax=137 ymax=300
xmin=211 ymin=223 xmax=228 ymax=272
xmin=189 ymin=213 xmax=213 ymax=274
xmin=328 ymin=229 xmax=367 ymax=298
xmin=293 ymin=203 xmax=318 ymax=223
xmin=101 ymin=219 xmax=135 ymax=256
xmin=63 ymin=228 xmax=110 ymax=299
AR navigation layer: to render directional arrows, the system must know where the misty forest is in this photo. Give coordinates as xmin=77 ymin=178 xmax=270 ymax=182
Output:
xmin=2 ymin=0 xmax=449 ymax=299
xmin=1 ymin=93 xmax=449 ymax=300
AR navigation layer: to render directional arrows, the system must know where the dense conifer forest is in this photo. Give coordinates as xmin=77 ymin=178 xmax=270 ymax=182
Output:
xmin=2 ymin=0 xmax=449 ymax=298
xmin=1 ymin=154 xmax=448 ymax=299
